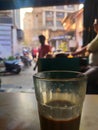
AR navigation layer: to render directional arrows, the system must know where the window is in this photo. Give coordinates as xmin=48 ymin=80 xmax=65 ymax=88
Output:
xmin=56 ymin=20 xmax=62 ymax=27
xmin=56 ymin=12 xmax=64 ymax=27
xmin=56 ymin=12 xmax=64 ymax=19
xmin=45 ymin=11 xmax=53 ymax=18
xmin=45 ymin=11 xmax=54 ymax=26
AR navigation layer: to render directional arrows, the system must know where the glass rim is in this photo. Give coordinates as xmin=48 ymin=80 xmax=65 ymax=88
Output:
xmin=33 ymin=70 xmax=87 ymax=81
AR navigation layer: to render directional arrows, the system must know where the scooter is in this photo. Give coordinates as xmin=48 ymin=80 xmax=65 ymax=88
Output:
xmin=0 ymin=58 xmax=22 ymax=75
xmin=21 ymin=49 xmax=32 ymax=68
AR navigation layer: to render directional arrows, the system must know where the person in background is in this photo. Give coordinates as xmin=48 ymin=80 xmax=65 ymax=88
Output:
xmin=33 ymin=34 xmax=52 ymax=70
xmin=72 ymin=18 xmax=98 ymax=94
xmin=38 ymin=35 xmax=52 ymax=58
xmin=31 ymin=47 xmax=38 ymax=62
xmin=32 ymin=47 xmax=38 ymax=58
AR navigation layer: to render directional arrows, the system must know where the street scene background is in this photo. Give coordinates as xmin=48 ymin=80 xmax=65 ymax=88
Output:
xmin=0 ymin=61 xmax=37 ymax=92
xmin=0 ymin=4 xmax=83 ymax=92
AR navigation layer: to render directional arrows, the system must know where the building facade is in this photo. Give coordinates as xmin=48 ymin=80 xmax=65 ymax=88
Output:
xmin=23 ymin=5 xmax=79 ymax=49
xmin=0 ymin=10 xmax=23 ymax=58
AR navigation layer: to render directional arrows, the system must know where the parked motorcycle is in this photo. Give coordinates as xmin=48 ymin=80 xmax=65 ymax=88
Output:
xmin=21 ymin=48 xmax=33 ymax=68
xmin=0 ymin=58 xmax=22 ymax=75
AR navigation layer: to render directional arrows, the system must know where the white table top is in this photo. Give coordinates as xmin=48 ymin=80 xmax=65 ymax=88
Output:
xmin=80 ymin=95 xmax=98 ymax=130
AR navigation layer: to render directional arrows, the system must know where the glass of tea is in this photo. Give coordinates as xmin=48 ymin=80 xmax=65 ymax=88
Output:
xmin=33 ymin=70 xmax=87 ymax=130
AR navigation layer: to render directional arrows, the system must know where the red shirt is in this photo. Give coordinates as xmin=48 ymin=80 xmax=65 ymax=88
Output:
xmin=32 ymin=48 xmax=38 ymax=56
xmin=38 ymin=44 xmax=51 ymax=58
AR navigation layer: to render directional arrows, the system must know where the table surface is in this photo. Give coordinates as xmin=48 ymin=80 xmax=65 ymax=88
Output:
xmin=0 ymin=92 xmax=98 ymax=130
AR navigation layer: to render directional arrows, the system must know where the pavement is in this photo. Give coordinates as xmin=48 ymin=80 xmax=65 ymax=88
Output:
xmin=0 ymin=61 xmax=37 ymax=92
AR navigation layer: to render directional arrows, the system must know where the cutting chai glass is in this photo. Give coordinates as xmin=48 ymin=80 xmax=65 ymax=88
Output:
xmin=33 ymin=70 xmax=87 ymax=130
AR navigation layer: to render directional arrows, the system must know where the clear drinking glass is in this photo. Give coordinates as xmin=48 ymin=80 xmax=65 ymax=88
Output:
xmin=33 ymin=70 xmax=87 ymax=130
